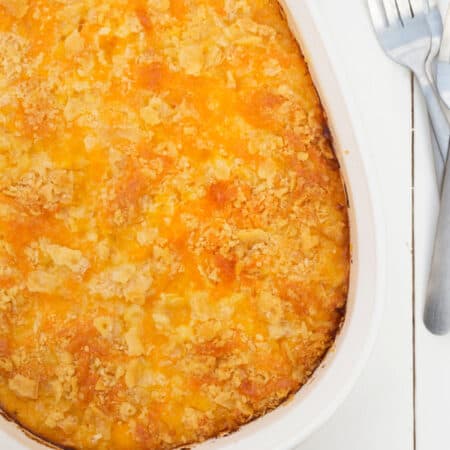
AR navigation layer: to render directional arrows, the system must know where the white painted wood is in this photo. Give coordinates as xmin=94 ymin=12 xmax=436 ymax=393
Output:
xmin=414 ymin=1 xmax=450 ymax=449
xmin=296 ymin=0 xmax=414 ymax=449
xmin=413 ymin=84 xmax=449 ymax=450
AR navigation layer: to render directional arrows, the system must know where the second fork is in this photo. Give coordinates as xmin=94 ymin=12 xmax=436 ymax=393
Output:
xmin=369 ymin=0 xmax=450 ymax=177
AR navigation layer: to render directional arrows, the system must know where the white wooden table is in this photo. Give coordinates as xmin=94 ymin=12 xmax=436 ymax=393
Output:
xmin=296 ymin=1 xmax=449 ymax=449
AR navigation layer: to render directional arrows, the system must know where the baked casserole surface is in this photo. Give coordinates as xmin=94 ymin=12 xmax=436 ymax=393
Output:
xmin=0 ymin=0 xmax=349 ymax=449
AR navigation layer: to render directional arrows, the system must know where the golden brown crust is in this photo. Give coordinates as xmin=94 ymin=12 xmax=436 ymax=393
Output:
xmin=0 ymin=0 xmax=349 ymax=449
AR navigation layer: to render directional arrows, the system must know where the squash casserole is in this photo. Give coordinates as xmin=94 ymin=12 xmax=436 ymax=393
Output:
xmin=0 ymin=0 xmax=350 ymax=449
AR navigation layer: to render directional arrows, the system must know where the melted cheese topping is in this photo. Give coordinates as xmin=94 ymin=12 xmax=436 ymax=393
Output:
xmin=0 ymin=1 xmax=349 ymax=449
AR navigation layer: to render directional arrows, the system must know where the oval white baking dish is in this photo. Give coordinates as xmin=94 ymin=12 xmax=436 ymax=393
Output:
xmin=0 ymin=1 xmax=385 ymax=449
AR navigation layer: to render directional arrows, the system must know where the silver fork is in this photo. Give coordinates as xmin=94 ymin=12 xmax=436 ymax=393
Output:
xmin=368 ymin=0 xmax=450 ymax=335
xmin=425 ymin=0 xmax=446 ymax=184
xmin=368 ymin=0 xmax=450 ymax=181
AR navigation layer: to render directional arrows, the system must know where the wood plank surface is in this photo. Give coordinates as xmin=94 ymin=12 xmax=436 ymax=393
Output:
xmin=414 ymin=3 xmax=450 ymax=450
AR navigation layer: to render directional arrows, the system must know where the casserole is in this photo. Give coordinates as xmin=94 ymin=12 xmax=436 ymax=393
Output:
xmin=0 ymin=0 xmax=384 ymax=449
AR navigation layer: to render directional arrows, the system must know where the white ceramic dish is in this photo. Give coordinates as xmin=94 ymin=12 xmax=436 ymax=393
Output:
xmin=0 ymin=1 xmax=385 ymax=449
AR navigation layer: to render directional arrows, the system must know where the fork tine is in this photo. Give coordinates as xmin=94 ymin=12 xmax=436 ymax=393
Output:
xmin=396 ymin=0 xmax=413 ymax=22
xmin=382 ymin=0 xmax=402 ymax=26
xmin=426 ymin=0 xmax=437 ymax=10
xmin=368 ymin=0 xmax=388 ymax=30
xmin=409 ymin=0 xmax=427 ymax=15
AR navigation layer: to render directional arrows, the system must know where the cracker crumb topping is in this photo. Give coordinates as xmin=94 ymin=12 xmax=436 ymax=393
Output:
xmin=0 ymin=1 xmax=349 ymax=449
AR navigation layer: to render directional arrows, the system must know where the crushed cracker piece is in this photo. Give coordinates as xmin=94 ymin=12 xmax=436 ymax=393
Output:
xmin=8 ymin=374 xmax=38 ymax=399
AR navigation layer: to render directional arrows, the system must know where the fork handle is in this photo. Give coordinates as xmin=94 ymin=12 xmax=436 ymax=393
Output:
xmin=425 ymin=145 xmax=450 ymax=335
xmin=431 ymin=126 xmax=445 ymax=188
xmin=420 ymin=71 xmax=450 ymax=334
xmin=416 ymin=73 xmax=450 ymax=177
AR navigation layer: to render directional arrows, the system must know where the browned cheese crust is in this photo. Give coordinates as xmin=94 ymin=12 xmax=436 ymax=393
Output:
xmin=0 ymin=0 xmax=350 ymax=449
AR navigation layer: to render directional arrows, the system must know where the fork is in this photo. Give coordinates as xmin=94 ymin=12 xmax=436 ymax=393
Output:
xmin=368 ymin=0 xmax=450 ymax=335
xmin=425 ymin=0 xmax=446 ymax=184
xmin=368 ymin=0 xmax=450 ymax=181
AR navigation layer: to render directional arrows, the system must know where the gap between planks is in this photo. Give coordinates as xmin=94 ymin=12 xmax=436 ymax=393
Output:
xmin=410 ymin=72 xmax=417 ymax=450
